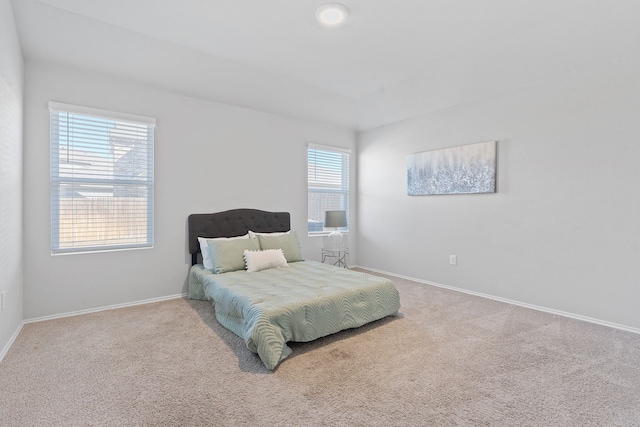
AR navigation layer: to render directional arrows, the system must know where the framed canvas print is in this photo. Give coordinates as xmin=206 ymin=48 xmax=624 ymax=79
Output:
xmin=407 ymin=140 xmax=496 ymax=195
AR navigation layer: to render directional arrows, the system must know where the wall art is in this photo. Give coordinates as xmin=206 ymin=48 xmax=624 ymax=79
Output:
xmin=407 ymin=140 xmax=496 ymax=195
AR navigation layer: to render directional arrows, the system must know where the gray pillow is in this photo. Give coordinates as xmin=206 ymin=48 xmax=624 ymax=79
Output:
xmin=257 ymin=231 xmax=304 ymax=263
xmin=207 ymin=238 xmax=260 ymax=273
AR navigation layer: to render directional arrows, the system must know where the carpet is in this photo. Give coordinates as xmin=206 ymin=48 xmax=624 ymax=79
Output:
xmin=1 ymin=271 xmax=639 ymax=426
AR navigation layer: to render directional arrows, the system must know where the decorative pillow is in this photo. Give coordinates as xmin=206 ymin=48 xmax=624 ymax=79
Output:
xmin=243 ymin=249 xmax=289 ymax=273
xmin=257 ymin=231 xmax=304 ymax=263
xmin=248 ymin=230 xmax=290 ymax=238
xmin=207 ymin=238 xmax=260 ymax=274
xmin=198 ymin=234 xmax=250 ymax=270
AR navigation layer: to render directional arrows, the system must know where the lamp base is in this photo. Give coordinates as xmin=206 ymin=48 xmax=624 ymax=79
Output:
xmin=327 ymin=229 xmax=343 ymax=249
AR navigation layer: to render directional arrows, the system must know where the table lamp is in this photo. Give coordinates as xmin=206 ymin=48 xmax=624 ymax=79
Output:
xmin=325 ymin=210 xmax=347 ymax=249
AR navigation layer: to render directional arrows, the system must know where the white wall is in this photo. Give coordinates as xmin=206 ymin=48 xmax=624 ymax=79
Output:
xmin=23 ymin=62 xmax=356 ymax=319
xmin=357 ymin=54 xmax=640 ymax=331
xmin=0 ymin=0 xmax=24 ymax=355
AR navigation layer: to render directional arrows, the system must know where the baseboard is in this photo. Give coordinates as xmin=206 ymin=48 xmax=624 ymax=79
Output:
xmin=356 ymin=265 xmax=640 ymax=335
xmin=0 ymin=322 xmax=25 ymax=364
xmin=24 ymin=293 xmax=189 ymax=324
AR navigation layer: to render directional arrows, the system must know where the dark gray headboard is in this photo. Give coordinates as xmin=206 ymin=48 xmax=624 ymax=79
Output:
xmin=188 ymin=208 xmax=291 ymax=265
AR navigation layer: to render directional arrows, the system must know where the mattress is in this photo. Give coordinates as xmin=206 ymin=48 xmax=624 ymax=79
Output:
xmin=189 ymin=260 xmax=401 ymax=369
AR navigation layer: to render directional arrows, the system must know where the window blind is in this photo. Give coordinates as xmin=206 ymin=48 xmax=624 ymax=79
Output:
xmin=307 ymin=144 xmax=350 ymax=234
xmin=49 ymin=102 xmax=155 ymax=254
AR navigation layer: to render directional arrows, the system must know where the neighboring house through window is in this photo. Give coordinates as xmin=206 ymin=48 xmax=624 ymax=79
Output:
xmin=307 ymin=144 xmax=350 ymax=235
xmin=49 ymin=102 xmax=155 ymax=254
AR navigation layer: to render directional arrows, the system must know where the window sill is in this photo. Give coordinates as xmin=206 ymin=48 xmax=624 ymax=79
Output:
xmin=308 ymin=231 xmax=350 ymax=238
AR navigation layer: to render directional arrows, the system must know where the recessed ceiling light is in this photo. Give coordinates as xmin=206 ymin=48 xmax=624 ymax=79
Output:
xmin=315 ymin=3 xmax=349 ymax=26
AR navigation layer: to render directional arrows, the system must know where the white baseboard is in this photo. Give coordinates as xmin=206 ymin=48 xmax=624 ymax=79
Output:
xmin=356 ymin=265 xmax=640 ymax=335
xmin=24 ymin=293 xmax=188 ymax=324
xmin=0 ymin=322 xmax=25 ymax=364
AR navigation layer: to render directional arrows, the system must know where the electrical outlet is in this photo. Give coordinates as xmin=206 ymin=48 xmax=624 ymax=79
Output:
xmin=449 ymin=255 xmax=457 ymax=266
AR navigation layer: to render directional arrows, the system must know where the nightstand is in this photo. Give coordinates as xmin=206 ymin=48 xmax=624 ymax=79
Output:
xmin=322 ymin=248 xmax=349 ymax=268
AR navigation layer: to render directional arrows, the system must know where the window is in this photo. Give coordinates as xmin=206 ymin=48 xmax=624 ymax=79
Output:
xmin=307 ymin=144 xmax=350 ymax=235
xmin=49 ymin=102 xmax=155 ymax=254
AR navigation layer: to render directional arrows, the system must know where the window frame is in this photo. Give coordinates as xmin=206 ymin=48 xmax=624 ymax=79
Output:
xmin=49 ymin=102 xmax=156 ymax=255
xmin=307 ymin=143 xmax=351 ymax=236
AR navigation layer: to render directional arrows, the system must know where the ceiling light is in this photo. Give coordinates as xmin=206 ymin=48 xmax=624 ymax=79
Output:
xmin=315 ymin=3 xmax=349 ymax=26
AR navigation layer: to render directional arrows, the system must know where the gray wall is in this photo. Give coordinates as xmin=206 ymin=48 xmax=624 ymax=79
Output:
xmin=23 ymin=62 xmax=356 ymax=319
xmin=357 ymin=54 xmax=640 ymax=331
xmin=0 ymin=0 xmax=24 ymax=356
xmin=10 ymin=6 xmax=640 ymax=335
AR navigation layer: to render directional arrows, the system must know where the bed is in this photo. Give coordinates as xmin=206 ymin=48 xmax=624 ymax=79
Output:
xmin=188 ymin=208 xmax=401 ymax=370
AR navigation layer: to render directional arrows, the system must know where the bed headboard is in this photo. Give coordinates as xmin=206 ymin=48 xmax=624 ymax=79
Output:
xmin=188 ymin=208 xmax=291 ymax=265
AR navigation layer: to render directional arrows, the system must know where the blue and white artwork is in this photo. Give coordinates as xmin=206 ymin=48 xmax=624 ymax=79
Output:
xmin=407 ymin=141 xmax=496 ymax=195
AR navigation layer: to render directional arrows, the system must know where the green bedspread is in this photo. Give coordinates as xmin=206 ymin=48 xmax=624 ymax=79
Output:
xmin=189 ymin=260 xmax=401 ymax=370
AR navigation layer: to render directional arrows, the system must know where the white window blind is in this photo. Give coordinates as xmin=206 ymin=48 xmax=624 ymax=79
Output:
xmin=307 ymin=144 xmax=350 ymax=234
xmin=49 ymin=102 xmax=155 ymax=254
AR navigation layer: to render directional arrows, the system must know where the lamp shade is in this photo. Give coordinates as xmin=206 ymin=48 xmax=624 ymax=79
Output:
xmin=325 ymin=210 xmax=347 ymax=228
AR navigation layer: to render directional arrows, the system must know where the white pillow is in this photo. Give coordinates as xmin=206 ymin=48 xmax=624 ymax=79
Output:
xmin=198 ymin=234 xmax=250 ymax=270
xmin=243 ymin=249 xmax=289 ymax=273
xmin=248 ymin=230 xmax=290 ymax=238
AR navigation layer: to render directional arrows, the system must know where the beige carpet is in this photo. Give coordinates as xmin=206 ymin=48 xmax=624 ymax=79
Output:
xmin=1 ymin=271 xmax=640 ymax=426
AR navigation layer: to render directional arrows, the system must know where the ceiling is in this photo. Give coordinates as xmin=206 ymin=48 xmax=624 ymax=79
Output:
xmin=10 ymin=0 xmax=640 ymax=130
